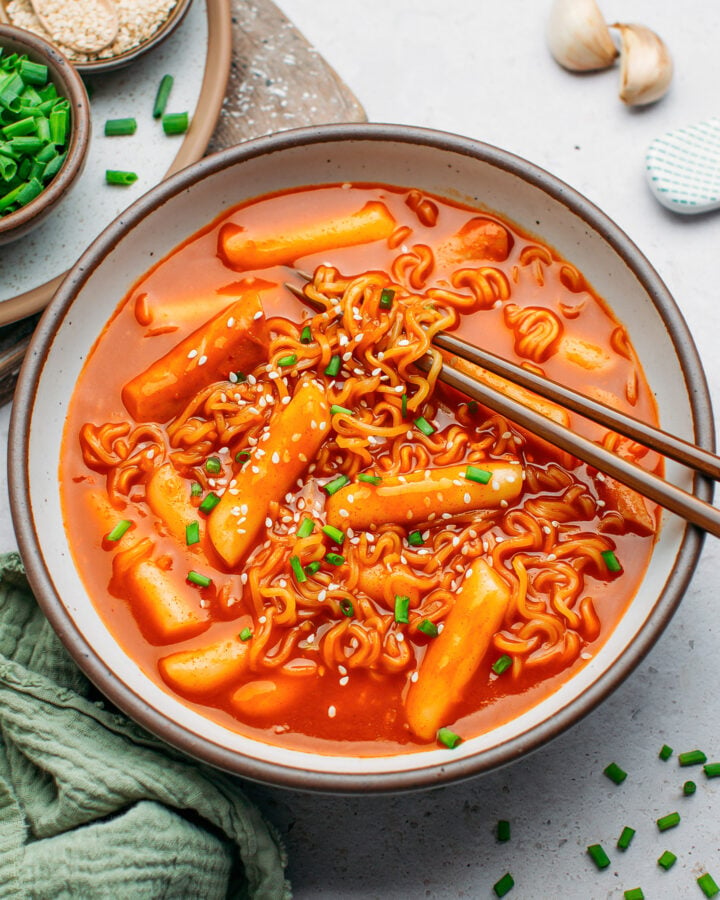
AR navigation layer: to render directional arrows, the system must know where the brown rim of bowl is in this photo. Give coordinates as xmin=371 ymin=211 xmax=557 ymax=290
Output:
xmin=0 ymin=23 xmax=90 ymax=240
xmin=0 ymin=0 xmax=194 ymax=74
xmin=8 ymin=122 xmax=715 ymax=794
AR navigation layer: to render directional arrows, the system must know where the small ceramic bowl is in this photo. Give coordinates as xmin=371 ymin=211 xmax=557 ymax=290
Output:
xmin=8 ymin=124 xmax=714 ymax=793
xmin=0 ymin=0 xmax=194 ymax=75
xmin=0 ymin=23 xmax=90 ymax=246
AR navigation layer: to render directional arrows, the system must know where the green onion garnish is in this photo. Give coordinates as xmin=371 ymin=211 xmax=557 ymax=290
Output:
xmin=587 ymin=844 xmax=611 ymax=870
xmin=323 ymin=474 xmax=350 ymax=495
xmin=683 ymin=780 xmax=697 ymax=795
xmin=152 ymin=74 xmax=174 ymax=118
xmin=417 ymin=619 xmax=439 ymax=637
xmin=601 ymin=549 xmax=623 ymax=573
xmin=205 ymin=456 xmax=222 ymax=474
xmin=414 ymin=416 xmax=435 ymax=436
xmin=18 ymin=59 xmax=48 ymax=85
xmin=325 ymin=355 xmax=341 ymax=377
xmin=304 ymin=560 xmax=322 ymax=576
xmin=437 ymin=727 xmax=462 ymax=749
xmin=401 ymin=392 xmax=408 ymax=417
xmin=235 ymin=450 xmax=251 ymax=465
xmin=659 ymin=744 xmax=674 ymax=761
xmin=679 ymin=749 xmax=707 ymax=766
xmin=703 ymin=762 xmax=720 ymax=778
xmin=190 ymin=482 xmax=203 ymax=497
xmin=325 ymin=552 xmax=345 ymax=566
xmin=185 ymin=521 xmax=200 ymax=545
xmin=198 ymin=491 xmax=221 ymax=514
xmin=297 ymin=517 xmax=315 ymax=538
xmin=105 ymin=519 xmax=132 ymax=541
xmin=491 ymin=654 xmax=512 ymax=675
xmin=394 ymin=594 xmax=410 ymax=624
xmin=239 ymin=627 xmax=253 ymax=641
xmin=322 ymin=524 xmax=345 ymax=544
xmin=106 ymin=169 xmax=138 ymax=186
xmin=698 ymin=873 xmax=720 ymax=898
xmin=357 ymin=473 xmax=382 ymax=485
xmin=656 ymin=812 xmax=680 ymax=832
xmin=604 ymin=762 xmax=628 ymax=785
xmin=467 ymin=400 xmax=479 ymax=415
xmin=300 ymin=324 xmax=312 ymax=343
xmin=290 ymin=554 xmax=306 ymax=583
xmin=497 ymin=820 xmax=511 ymax=842
xmin=162 ymin=111 xmax=189 ymax=135
xmin=104 ymin=117 xmax=137 ymax=136
xmin=407 ymin=530 xmax=425 ymax=547
xmin=465 ymin=465 xmax=492 ymax=484
xmin=277 ymin=354 xmax=297 ymax=367
xmin=617 ymin=826 xmax=635 ymax=850
xmin=339 ymin=598 xmax=354 ymax=617
xmin=187 ymin=570 xmax=212 ymax=588
xmin=330 ymin=404 xmax=352 ymax=416
xmin=493 ymin=873 xmax=514 ymax=898
xmin=624 ymin=890 xmax=644 ymax=900
xmin=379 ymin=288 xmax=395 ymax=309
xmin=658 ymin=850 xmax=677 ymax=871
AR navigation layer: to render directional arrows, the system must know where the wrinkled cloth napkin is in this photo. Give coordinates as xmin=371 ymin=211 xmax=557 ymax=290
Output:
xmin=0 ymin=552 xmax=291 ymax=899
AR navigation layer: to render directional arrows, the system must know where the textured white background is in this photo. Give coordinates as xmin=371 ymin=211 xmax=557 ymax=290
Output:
xmin=3 ymin=1 xmax=720 ymax=897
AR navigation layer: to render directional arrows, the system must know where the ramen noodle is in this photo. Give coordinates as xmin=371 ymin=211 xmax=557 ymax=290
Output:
xmin=60 ymin=184 xmax=660 ymax=755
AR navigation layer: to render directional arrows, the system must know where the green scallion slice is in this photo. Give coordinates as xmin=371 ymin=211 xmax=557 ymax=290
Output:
xmin=325 ymin=354 xmax=341 ymax=377
xmin=277 ymin=354 xmax=297 ymax=367
xmin=401 ymin=392 xmax=408 ymax=417
xmin=190 ymin=481 xmax=203 ymax=497
xmin=235 ymin=450 xmax=251 ymax=465
xmin=339 ymin=598 xmax=354 ymax=617
xmin=658 ymin=850 xmax=677 ymax=871
xmin=357 ymin=473 xmax=382 ymax=485
xmin=394 ymin=594 xmax=410 ymax=624
xmin=18 ymin=59 xmax=48 ymax=85
xmin=322 ymin=524 xmax=345 ymax=544
xmin=300 ymin=324 xmax=312 ymax=344
xmin=379 ymin=288 xmax=395 ymax=309
xmin=497 ymin=820 xmax=511 ymax=842
xmin=678 ymin=749 xmax=707 ymax=766
xmin=602 ymin=548 xmax=623 ymax=573
xmin=325 ymin=552 xmax=345 ymax=566
xmin=407 ymin=530 xmax=425 ymax=547
xmin=239 ymin=626 xmax=253 ymax=641
xmin=304 ymin=560 xmax=322 ymax=576
xmin=297 ymin=517 xmax=315 ymax=538
xmin=437 ymin=727 xmax=462 ymax=749
xmin=198 ymin=491 xmax=221 ymax=514
xmin=153 ymin=74 xmax=174 ymax=118
xmin=205 ymin=456 xmax=222 ymax=474
xmin=698 ymin=874 xmax=720 ymax=898
xmin=106 ymin=169 xmax=138 ymax=186
xmin=330 ymin=404 xmax=352 ymax=416
xmin=703 ymin=762 xmax=720 ymax=778
xmin=162 ymin=111 xmax=189 ymax=135
xmin=493 ymin=873 xmax=514 ymax=898
xmin=683 ymin=780 xmax=697 ymax=795
xmin=617 ymin=826 xmax=635 ymax=850
xmin=465 ymin=464 xmax=492 ymax=484
xmin=656 ymin=811 xmax=680 ymax=832
xmin=659 ymin=744 xmax=674 ymax=761
xmin=323 ymin=474 xmax=350 ymax=495
xmin=587 ymin=844 xmax=611 ymax=870
xmin=414 ymin=416 xmax=435 ymax=436
xmin=491 ymin=654 xmax=512 ymax=675
xmin=104 ymin=117 xmax=137 ymax=136
xmin=604 ymin=761 xmax=628 ymax=785
xmin=187 ymin=570 xmax=212 ymax=588
xmin=417 ymin=619 xmax=439 ymax=637
xmin=624 ymin=889 xmax=644 ymax=900
xmin=290 ymin=554 xmax=306 ymax=583
xmin=185 ymin=521 xmax=200 ymax=546
xmin=105 ymin=519 xmax=132 ymax=541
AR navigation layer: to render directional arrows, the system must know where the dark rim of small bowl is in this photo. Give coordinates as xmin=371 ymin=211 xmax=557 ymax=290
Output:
xmin=0 ymin=23 xmax=90 ymax=237
xmin=9 ymin=122 xmax=715 ymax=794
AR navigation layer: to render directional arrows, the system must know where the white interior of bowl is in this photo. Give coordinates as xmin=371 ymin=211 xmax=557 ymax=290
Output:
xmin=19 ymin=131 xmax=701 ymax=785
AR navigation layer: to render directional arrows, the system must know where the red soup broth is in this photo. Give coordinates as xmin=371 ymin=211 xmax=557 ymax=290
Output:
xmin=60 ymin=183 xmax=660 ymax=756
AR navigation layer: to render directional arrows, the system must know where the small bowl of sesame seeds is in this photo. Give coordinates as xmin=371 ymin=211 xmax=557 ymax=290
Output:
xmin=0 ymin=0 xmax=194 ymax=74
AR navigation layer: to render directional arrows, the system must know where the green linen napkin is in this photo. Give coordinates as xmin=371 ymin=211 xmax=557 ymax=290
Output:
xmin=0 ymin=552 xmax=291 ymax=900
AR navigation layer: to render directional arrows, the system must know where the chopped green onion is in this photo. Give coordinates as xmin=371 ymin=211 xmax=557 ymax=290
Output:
xmin=239 ymin=627 xmax=253 ymax=641
xmin=323 ymin=473 xmax=350 ymax=495
xmin=679 ymin=749 xmax=707 ymax=766
xmin=417 ymin=619 xmax=439 ymax=637
xmin=198 ymin=491 xmax=221 ymax=514
xmin=624 ymin=889 xmax=644 ymax=900
xmin=617 ymin=826 xmax=636 ymax=850
xmin=187 ymin=570 xmax=212 ymax=588
xmin=437 ymin=727 xmax=462 ymax=749
xmin=290 ymin=554 xmax=306 ymax=583
xmin=48 ymin=104 xmax=68 ymax=144
xmin=493 ymin=873 xmax=514 ymax=897
xmin=465 ymin=465 xmax=492 ymax=484
xmin=277 ymin=354 xmax=297 ymax=367
xmin=379 ymin=288 xmax=395 ymax=309
xmin=153 ymin=74 xmax=174 ymax=118
xmin=604 ymin=762 xmax=628 ymax=785
xmin=357 ymin=473 xmax=382 ymax=485
xmin=698 ymin=874 xmax=720 ymax=898
xmin=185 ymin=521 xmax=200 ymax=545
xmin=601 ymin=548 xmax=623 ymax=573
xmin=205 ymin=456 xmax=222 ymax=474
xmin=492 ymin=654 xmax=513 ymax=675
xmin=414 ymin=416 xmax=435 ymax=436
xmin=407 ymin=530 xmax=425 ymax=547
xmin=104 ymin=117 xmax=137 ymax=136
xmin=304 ymin=560 xmax=322 ymax=576
xmin=297 ymin=517 xmax=315 ymax=538
xmin=235 ymin=450 xmax=251 ymax=465
xmin=659 ymin=744 xmax=674 ymax=761
xmin=683 ymin=780 xmax=697 ymax=795
xmin=339 ymin=598 xmax=354 ymax=617
xmin=401 ymin=392 xmax=408 ymax=417
xmin=105 ymin=519 xmax=132 ymax=541
xmin=190 ymin=482 xmax=203 ymax=497
xmin=322 ymin=524 xmax=345 ymax=544
xmin=330 ymin=404 xmax=352 ymax=415
xmin=325 ymin=552 xmax=345 ymax=566
xmin=300 ymin=324 xmax=312 ymax=343
xmin=587 ymin=844 xmax=611 ymax=870
xmin=703 ymin=762 xmax=720 ymax=778
xmin=656 ymin=812 xmax=680 ymax=832
xmin=162 ymin=111 xmax=189 ymax=135
xmin=658 ymin=850 xmax=677 ymax=871
xmin=394 ymin=595 xmax=410 ymax=624
xmin=18 ymin=59 xmax=48 ymax=85
xmin=106 ymin=169 xmax=138 ymax=186
xmin=325 ymin=354 xmax=341 ymax=377
xmin=497 ymin=820 xmax=511 ymax=842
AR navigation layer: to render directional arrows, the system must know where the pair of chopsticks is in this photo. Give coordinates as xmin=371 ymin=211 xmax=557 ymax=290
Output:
xmin=286 ymin=276 xmax=719 ymax=537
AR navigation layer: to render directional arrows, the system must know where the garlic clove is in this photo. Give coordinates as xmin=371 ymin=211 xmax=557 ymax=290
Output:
xmin=614 ymin=23 xmax=673 ymax=106
xmin=547 ymin=0 xmax=618 ymax=72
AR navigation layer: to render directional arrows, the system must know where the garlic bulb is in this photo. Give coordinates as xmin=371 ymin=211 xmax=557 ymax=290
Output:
xmin=614 ymin=23 xmax=673 ymax=106
xmin=547 ymin=0 xmax=618 ymax=72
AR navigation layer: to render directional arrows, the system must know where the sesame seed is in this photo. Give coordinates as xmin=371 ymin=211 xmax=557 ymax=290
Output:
xmin=265 ymin=517 xmax=273 ymax=527
xmin=253 ymin=310 xmax=263 ymax=320
xmin=328 ymin=705 xmax=337 ymax=718
xmin=339 ymin=676 xmax=349 ymax=686
xmin=198 ymin=355 xmax=208 ymax=366
xmin=187 ymin=349 xmax=198 ymax=359
xmin=227 ymin=317 xmax=235 ymax=327
xmin=272 ymin=452 xmax=280 ymax=464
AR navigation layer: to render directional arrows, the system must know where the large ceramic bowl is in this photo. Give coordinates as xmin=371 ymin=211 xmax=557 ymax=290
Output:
xmin=9 ymin=124 xmax=713 ymax=793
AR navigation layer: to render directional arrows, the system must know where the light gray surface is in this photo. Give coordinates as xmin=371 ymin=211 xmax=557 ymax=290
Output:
xmin=2 ymin=1 xmax=720 ymax=897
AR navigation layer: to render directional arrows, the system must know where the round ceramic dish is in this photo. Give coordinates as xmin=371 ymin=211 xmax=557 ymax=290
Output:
xmin=9 ymin=123 xmax=714 ymax=793
xmin=0 ymin=0 xmax=194 ymax=74
xmin=0 ymin=23 xmax=90 ymax=245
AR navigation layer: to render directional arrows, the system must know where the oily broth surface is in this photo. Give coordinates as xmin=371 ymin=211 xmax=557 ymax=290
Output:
xmin=60 ymin=184 xmax=659 ymax=756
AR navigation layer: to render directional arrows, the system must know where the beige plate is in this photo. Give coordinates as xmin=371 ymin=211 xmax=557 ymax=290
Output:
xmin=0 ymin=0 xmax=230 ymax=326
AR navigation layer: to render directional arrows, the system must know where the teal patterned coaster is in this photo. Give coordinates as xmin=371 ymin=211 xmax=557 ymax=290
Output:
xmin=646 ymin=117 xmax=720 ymax=214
